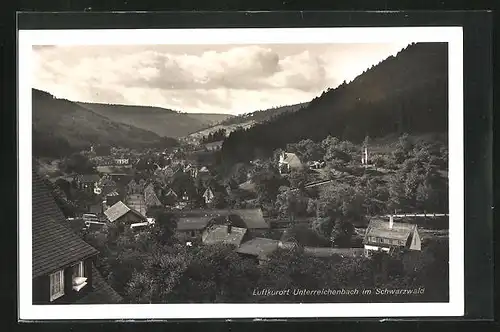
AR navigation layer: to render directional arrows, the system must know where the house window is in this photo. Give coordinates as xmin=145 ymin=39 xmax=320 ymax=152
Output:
xmin=72 ymin=261 xmax=88 ymax=292
xmin=49 ymin=270 xmax=65 ymax=301
xmin=190 ymin=230 xmax=195 ymax=237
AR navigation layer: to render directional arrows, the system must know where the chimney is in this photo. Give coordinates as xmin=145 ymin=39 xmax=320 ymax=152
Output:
xmin=389 ymin=215 xmax=394 ymax=229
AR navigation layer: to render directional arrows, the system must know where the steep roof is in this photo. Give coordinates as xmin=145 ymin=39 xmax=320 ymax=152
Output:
xmin=144 ymin=184 xmax=162 ymax=207
xmin=283 ymin=153 xmax=302 ymax=168
xmin=364 ymin=219 xmax=417 ymax=243
xmin=104 ymin=201 xmax=144 ymax=222
xmin=236 ymin=238 xmax=279 ymax=259
xmin=177 ymin=217 xmax=212 ymax=231
xmin=75 ymin=265 xmax=123 ymax=304
xmin=202 ymin=225 xmax=247 ymax=246
xmin=203 ymin=187 xmax=215 ymax=197
xmin=165 ymin=188 xmax=178 ymax=197
xmin=32 ymin=170 xmax=98 ymax=278
xmin=125 ymin=194 xmax=147 ymax=217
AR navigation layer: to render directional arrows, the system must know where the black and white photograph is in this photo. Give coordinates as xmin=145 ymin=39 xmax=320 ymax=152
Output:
xmin=18 ymin=26 xmax=464 ymax=319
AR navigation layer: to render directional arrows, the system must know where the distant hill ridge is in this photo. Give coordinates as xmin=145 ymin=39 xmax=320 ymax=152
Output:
xmin=221 ymin=42 xmax=448 ymax=163
xmin=32 ymin=89 xmax=170 ymax=158
xmin=185 ymin=102 xmax=309 ymax=141
xmin=77 ymin=101 xmax=233 ymax=138
xmin=77 ymin=101 xmax=181 ymax=114
xmin=218 ymin=102 xmax=310 ymax=126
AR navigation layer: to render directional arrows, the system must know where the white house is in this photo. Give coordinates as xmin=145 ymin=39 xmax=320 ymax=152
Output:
xmin=363 ymin=216 xmax=421 ymax=257
xmin=203 ymin=187 xmax=216 ymax=204
xmin=278 ymin=152 xmax=303 ymax=174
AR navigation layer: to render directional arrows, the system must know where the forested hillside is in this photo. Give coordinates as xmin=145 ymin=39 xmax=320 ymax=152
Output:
xmin=77 ymin=102 xmax=232 ymax=138
xmin=185 ymin=102 xmax=308 ymax=142
xmin=218 ymin=102 xmax=309 ymax=126
xmin=221 ymin=42 xmax=448 ymax=163
xmin=32 ymin=89 xmax=170 ymax=157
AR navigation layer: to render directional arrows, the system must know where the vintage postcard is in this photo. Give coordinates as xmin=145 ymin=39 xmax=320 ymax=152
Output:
xmin=18 ymin=26 xmax=464 ymax=319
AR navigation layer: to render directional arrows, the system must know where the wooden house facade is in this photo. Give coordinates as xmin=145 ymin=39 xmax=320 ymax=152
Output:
xmin=32 ymin=169 xmax=122 ymax=304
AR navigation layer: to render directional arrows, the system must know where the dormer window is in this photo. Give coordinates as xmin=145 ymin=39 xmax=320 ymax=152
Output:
xmin=49 ymin=270 xmax=65 ymax=301
xmin=72 ymin=261 xmax=87 ymax=292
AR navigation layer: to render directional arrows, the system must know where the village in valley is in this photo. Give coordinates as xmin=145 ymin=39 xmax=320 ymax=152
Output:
xmin=34 ymin=128 xmax=449 ymax=304
xmin=31 ymin=41 xmax=450 ymax=305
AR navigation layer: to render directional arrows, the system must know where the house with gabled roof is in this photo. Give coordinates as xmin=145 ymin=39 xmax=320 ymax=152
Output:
xmin=278 ymin=152 xmax=303 ymax=174
xmin=125 ymin=193 xmax=147 ymax=217
xmin=175 ymin=208 xmax=269 ymax=232
xmin=230 ymin=208 xmax=269 ymax=230
xmin=202 ymin=187 xmax=216 ymax=205
xmin=197 ymin=166 xmax=211 ymax=180
xmin=94 ymin=175 xmax=118 ymax=196
xmin=144 ymin=183 xmax=163 ymax=208
xmin=103 ymin=201 xmax=146 ymax=224
xmin=32 ymin=169 xmax=122 ymax=304
xmin=363 ymin=216 xmax=422 ymax=257
xmin=74 ymin=174 xmax=101 ymax=193
xmin=236 ymin=237 xmax=280 ymax=264
xmin=201 ymin=224 xmax=247 ymax=247
xmin=176 ymin=216 xmax=213 ymax=241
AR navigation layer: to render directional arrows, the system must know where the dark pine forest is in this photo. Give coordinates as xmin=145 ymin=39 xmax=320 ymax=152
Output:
xmin=221 ymin=42 xmax=448 ymax=164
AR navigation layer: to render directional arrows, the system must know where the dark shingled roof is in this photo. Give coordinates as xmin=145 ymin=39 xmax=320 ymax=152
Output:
xmin=75 ymin=265 xmax=123 ymax=304
xmin=232 ymin=208 xmax=268 ymax=229
xmin=176 ymin=209 xmax=269 ymax=229
xmin=144 ymin=184 xmax=162 ymax=207
xmin=32 ymin=169 xmax=98 ymax=278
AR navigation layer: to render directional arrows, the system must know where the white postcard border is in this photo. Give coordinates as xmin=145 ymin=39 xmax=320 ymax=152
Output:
xmin=18 ymin=26 xmax=464 ymax=320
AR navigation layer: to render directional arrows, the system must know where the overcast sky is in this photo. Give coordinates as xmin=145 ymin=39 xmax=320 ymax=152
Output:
xmin=33 ymin=43 xmax=410 ymax=115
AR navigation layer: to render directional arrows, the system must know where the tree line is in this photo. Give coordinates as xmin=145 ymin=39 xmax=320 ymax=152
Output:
xmin=82 ymin=209 xmax=449 ymax=304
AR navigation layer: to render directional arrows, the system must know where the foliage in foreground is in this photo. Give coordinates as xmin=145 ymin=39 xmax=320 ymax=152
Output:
xmin=85 ymin=217 xmax=449 ymax=304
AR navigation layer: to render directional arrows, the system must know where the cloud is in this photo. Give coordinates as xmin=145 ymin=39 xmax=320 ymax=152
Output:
xmin=33 ymin=43 xmax=408 ymax=114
